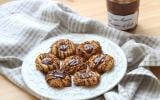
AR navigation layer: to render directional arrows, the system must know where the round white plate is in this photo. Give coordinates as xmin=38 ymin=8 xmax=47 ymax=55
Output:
xmin=22 ymin=34 xmax=127 ymax=100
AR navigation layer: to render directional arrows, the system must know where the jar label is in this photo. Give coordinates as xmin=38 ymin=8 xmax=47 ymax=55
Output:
xmin=108 ymin=11 xmax=138 ymax=30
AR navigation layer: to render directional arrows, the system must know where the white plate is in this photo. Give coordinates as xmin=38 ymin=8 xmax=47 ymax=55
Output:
xmin=22 ymin=34 xmax=127 ymax=100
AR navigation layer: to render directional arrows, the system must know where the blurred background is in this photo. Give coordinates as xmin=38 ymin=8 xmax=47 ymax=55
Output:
xmin=1 ymin=0 xmax=160 ymax=35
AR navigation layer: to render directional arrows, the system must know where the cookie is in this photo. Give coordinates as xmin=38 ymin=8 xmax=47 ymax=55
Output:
xmin=62 ymin=55 xmax=87 ymax=75
xmin=35 ymin=53 xmax=60 ymax=73
xmin=45 ymin=70 xmax=71 ymax=88
xmin=76 ymin=40 xmax=102 ymax=59
xmin=88 ymin=54 xmax=114 ymax=74
xmin=50 ymin=39 xmax=76 ymax=59
xmin=73 ymin=70 xmax=100 ymax=87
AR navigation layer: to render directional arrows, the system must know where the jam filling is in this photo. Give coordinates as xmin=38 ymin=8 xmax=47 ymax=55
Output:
xmin=42 ymin=58 xmax=53 ymax=65
xmin=54 ymin=72 xmax=65 ymax=78
xmin=68 ymin=58 xmax=79 ymax=66
xmin=94 ymin=56 xmax=105 ymax=66
xmin=84 ymin=43 xmax=93 ymax=53
xmin=49 ymin=71 xmax=66 ymax=79
xmin=80 ymin=71 xmax=92 ymax=79
xmin=59 ymin=44 xmax=68 ymax=51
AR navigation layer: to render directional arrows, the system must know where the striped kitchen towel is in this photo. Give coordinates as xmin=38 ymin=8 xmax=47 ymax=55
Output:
xmin=0 ymin=0 xmax=160 ymax=100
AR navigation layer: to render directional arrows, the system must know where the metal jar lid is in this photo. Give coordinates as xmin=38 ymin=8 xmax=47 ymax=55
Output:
xmin=109 ymin=0 xmax=137 ymax=4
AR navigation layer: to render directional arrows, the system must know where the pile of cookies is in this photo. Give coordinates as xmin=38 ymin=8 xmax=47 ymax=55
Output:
xmin=35 ymin=39 xmax=114 ymax=88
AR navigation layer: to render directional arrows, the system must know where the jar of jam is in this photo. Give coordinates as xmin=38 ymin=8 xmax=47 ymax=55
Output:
xmin=107 ymin=0 xmax=140 ymax=31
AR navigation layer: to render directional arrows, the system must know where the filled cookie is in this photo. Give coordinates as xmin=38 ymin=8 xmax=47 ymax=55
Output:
xmin=88 ymin=54 xmax=114 ymax=74
xmin=50 ymin=39 xmax=76 ymax=59
xmin=35 ymin=53 xmax=60 ymax=73
xmin=62 ymin=55 xmax=87 ymax=75
xmin=45 ymin=70 xmax=71 ymax=88
xmin=73 ymin=70 xmax=100 ymax=87
xmin=76 ymin=40 xmax=102 ymax=59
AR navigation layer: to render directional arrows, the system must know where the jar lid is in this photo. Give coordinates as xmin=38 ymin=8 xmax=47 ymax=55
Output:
xmin=109 ymin=0 xmax=137 ymax=4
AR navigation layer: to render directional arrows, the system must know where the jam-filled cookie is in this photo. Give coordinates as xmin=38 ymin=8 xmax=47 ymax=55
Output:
xmin=88 ymin=54 xmax=114 ymax=74
xmin=35 ymin=53 xmax=60 ymax=73
xmin=62 ymin=55 xmax=87 ymax=75
xmin=76 ymin=40 xmax=102 ymax=59
xmin=45 ymin=70 xmax=71 ymax=88
xmin=50 ymin=39 xmax=76 ymax=59
xmin=73 ymin=70 xmax=100 ymax=87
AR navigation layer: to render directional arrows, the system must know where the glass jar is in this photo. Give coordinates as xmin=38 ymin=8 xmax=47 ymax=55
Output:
xmin=107 ymin=0 xmax=140 ymax=31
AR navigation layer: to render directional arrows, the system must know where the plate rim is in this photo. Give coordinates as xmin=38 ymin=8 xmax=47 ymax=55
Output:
xmin=22 ymin=33 xmax=127 ymax=100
